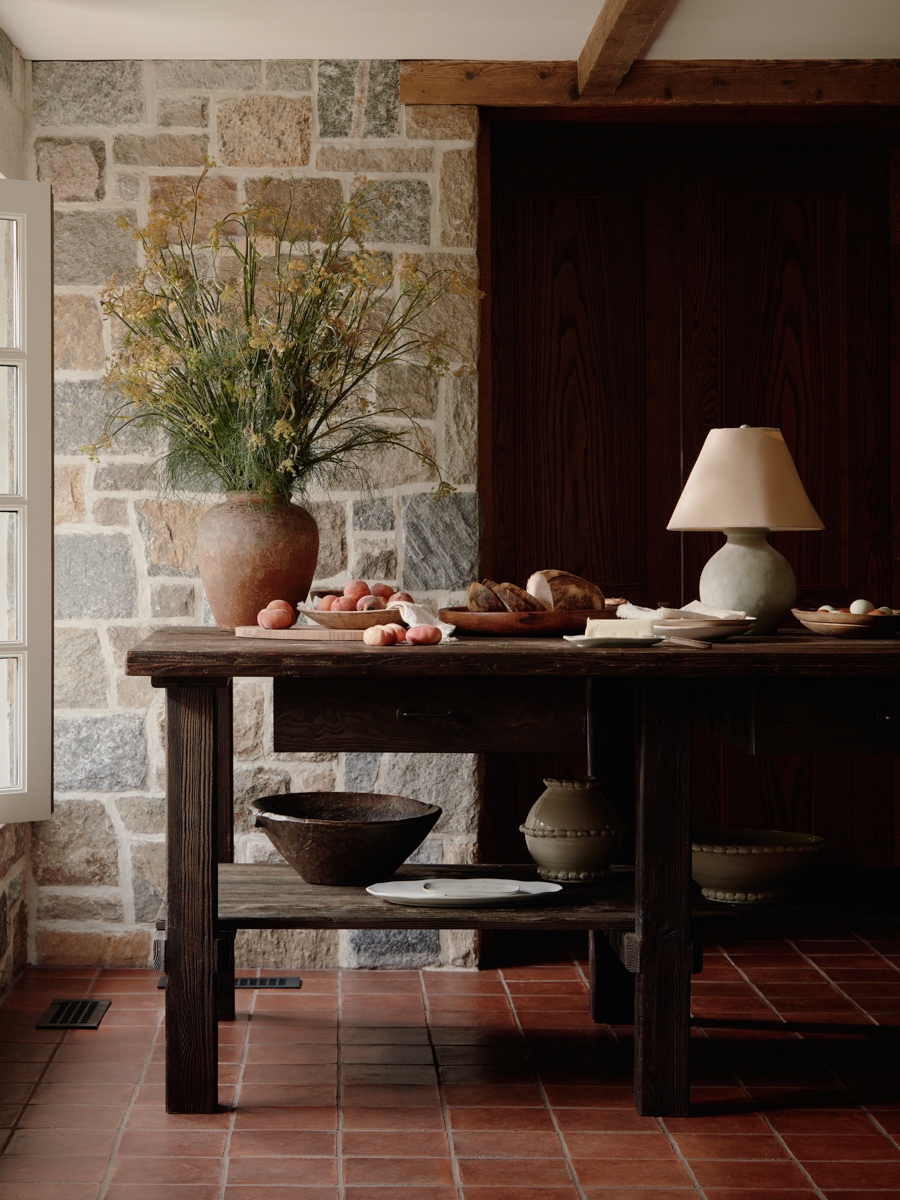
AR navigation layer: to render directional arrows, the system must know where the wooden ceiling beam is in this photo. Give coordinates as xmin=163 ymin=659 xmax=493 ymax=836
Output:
xmin=399 ymin=60 xmax=900 ymax=108
xmin=577 ymin=0 xmax=673 ymax=96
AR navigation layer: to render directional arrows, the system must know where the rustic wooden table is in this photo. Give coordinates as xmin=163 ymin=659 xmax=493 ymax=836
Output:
xmin=126 ymin=627 xmax=900 ymax=1117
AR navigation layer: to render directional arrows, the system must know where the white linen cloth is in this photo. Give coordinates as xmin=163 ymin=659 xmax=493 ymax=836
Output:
xmin=616 ymin=600 xmax=747 ymax=621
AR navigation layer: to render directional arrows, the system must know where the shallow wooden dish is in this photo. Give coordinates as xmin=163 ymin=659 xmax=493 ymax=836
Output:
xmin=303 ymin=607 xmax=402 ymax=629
xmin=792 ymin=608 xmax=900 ymax=638
xmin=438 ymin=607 xmax=614 ymax=636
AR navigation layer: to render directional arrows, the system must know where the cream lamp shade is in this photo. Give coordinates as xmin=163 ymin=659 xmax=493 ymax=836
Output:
xmin=667 ymin=427 xmax=823 ymax=532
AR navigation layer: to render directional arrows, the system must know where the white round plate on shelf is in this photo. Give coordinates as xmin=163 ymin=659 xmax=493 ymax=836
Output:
xmin=563 ymin=635 xmax=663 ymax=647
xmin=365 ymin=878 xmax=562 ymax=907
xmin=652 ymin=618 xmax=754 ymax=642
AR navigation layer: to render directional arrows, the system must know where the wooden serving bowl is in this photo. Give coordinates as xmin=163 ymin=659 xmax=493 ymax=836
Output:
xmin=303 ymin=607 xmax=402 ymax=629
xmin=252 ymin=792 xmax=441 ymax=886
xmin=438 ymin=607 xmax=614 ymax=637
xmin=792 ymin=608 xmax=900 ymax=638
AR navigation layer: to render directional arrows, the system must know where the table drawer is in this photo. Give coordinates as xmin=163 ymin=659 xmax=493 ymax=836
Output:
xmin=712 ymin=679 xmax=900 ymax=755
xmin=274 ymin=676 xmax=586 ymax=754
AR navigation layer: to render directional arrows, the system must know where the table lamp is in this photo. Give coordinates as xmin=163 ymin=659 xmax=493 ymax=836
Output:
xmin=667 ymin=426 xmax=823 ymax=634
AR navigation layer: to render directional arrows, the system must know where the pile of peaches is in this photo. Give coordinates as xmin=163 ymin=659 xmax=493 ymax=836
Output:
xmin=316 ymin=580 xmax=412 ymax=612
xmin=256 ymin=579 xmax=443 ymax=647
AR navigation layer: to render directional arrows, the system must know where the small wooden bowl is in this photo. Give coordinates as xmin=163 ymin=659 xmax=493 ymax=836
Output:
xmin=792 ymin=608 xmax=900 ymax=638
xmin=303 ymin=606 xmax=403 ymax=629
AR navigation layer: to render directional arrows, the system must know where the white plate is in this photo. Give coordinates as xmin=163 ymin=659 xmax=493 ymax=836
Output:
xmin=563 ymin=635 xmax=663 ymax=648
xmin=366 ymin=878 xmax=562 ymax=907
xmin=652 ymin=618 xmax=754 ymax=642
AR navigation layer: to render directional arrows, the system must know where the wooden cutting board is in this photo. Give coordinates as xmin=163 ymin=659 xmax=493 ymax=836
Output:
xmin=235 ymin=625 xmax=366 ymax=641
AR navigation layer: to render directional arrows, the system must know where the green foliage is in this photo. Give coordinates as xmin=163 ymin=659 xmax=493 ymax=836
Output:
xmin=85 ymin=166 xmax=477 ymax=502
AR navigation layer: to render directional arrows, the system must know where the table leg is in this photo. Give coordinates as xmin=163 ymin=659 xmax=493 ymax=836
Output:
xmin=588 ymin=931 xmax=635 ymax=1024
xmin=633 ymin=680 xmax=693 ymax=1117
xmin=216 ymin=682 xmax=235 ymax=1022
xmin=164 ymin=683 xmax=221 ymax=1113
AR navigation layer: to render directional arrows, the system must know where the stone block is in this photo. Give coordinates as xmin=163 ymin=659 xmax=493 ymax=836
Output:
xmin=130 ymin=841 xmax=166 ymax=924
xmin=116 ymin=675 xmax=154 ymax=709
xmin=265 ymin=60 xmax=313 ymax=91
xmin=344 ymin=752 xmax=380 ymax=793
xmin=150 ymin=582 xmax=195 ymax=618
xmin=54 ymin=210 xmax=138 ymax=287
xmin=157 ymin=96 xmax=209 ymax=127
xmin=306 ymin=499 xmax=347 ymax=580
xmin=54 ymin=714 xmax=146 ymax=792
xmin=93 ymin=499 xmax=128 ymax=526
xmin=37 ymin=892 xmax=123 ymax=922
xmin=352 ymin=498 xmax=394 ymax=532
xmin=54 ymin=294 xmax=105 ymax=371
xmin=368 ymin=180 xmax=430 ymax=245
xmin=55 ymin=532 xmax=138 ymax=619
xmin=54 ymin=465 xmax=85 ymax=525
xmin=406 ymin=838 xmax=443 ymax=865
xmin=32 ymin=799 xmax=119 ymax=886
xmin=235 ymin=928 xmax=339 ymax=969
xmin=316 ymin=145 xmax=433 ymax=174
xmin=0 ymin=28 xmax=12 ymax=95
xmin=113 ymin=134 xmax=209 ymax=168
xmin=317 ymin=61 xmax=358 ymax=138
xmin=0 ymin=891 xmax=7 ymax=960
xmin=401 ymin=491 xmax=479 ymax=591
xmin=295 ymin=766 xmax=336 ymax=793
xmin=116 ymin=174 xmax=140 ymax=202
xmin=440 ymin=148 xmax=476 ymax=249
xmin=245 ymin=176 xmax=340 ymax=237
xmin=350 ymin=540 xmax=397 ymax=584
xmin=106 ymin=624 xmax=155 ymax=668
xmin=32 ymin=61 xmax=144 ymax=126
xmin=365 ymin=61 xmax=400 ymax=138
xmin=116 ymin=797 xmax=165 ymax=835
xmin=377 ymin=361 xmax=439 ymax=419
xmin=136 ymin=500 xmax=205 ymax=575
xmin=443 ymin=929 xmax=479 ymax=970
xmin=403 ymin=252 xmax=480 ymax=362
xmin=217 ymin=96 xmax=311 ymax=167
xmin=54 ymin=627 xmax=107 ymax=708
xmin=375 ymin=751 xmax=479 ymax=835
xmin=55 ymin=380 xmax=156 ymax=457
xmin=150 ymin=174 xmax=237 ymax=242
xmin=154 ymin=59 xmax=261 ymax=89
xmin=363 ymin=431 xmax=437 ymax=491
xmin=35 ymin=929 xmax=151 ymax=968
xmin=346 ymin=928 xmax=439 ymax=969
xmin=234 ymin=680 xmax=266 ymax=759
xmin=234 ymin=766 xmax=291 ymax=833
xmin=444 ymin=372 xmax=478 ymax=486
xmin=0 ymin=823 xmax=26 ymax=881
xmin=94 ymin=462 xmax=155 ymax=492
xmin=36 ymin=138 xmax=105 ymax=202
xmin=405 ymin=105 xmax=478 ymax=141
xmin=242 ymin=837 xmax=286 ymax=865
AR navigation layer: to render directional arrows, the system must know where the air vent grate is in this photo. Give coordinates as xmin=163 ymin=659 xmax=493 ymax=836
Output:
xmin=157 ymin=976 xmax=301 ymax=990
xmin=36 ymin=998 xmax=111 ymax=1029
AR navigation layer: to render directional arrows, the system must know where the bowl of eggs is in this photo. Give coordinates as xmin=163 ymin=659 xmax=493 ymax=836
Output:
xmin=792 ymin=599 xmax=900 ymax=638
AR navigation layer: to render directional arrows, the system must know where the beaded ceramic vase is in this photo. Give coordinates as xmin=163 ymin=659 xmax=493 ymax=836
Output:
xmin=520 ymin=777 xmax=623 ymax=883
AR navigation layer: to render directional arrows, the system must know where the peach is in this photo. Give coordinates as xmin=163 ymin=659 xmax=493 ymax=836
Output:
xmin=333 ymin=596 xmax=357 ymax=612
xmin=258 ymin=607 xmax=293 ymax=630
xmin=363 ymin=626 xmax=397 ymax=646
xmin=383 ymin=623 xmax=407 ymax=642
xmin=317 ymin=594 xmax=339 ymax=611
xmin=372 ymin=583 xmax=395 ymax=600
xmin=388 ymin=591 xmax=414 ymax=604
xmin=344 ymin=579 xmax=370 ymax=601
xmin=357 ymin=595 xmax=387 ymax=611
xmin=406 ymin=624 xmax=442 ymax=645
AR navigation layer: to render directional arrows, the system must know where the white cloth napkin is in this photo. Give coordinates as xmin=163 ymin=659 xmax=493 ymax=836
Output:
xmin=616 ymin=600 xmax=747 ymax=621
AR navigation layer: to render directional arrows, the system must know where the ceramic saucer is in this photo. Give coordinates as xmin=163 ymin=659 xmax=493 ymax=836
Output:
xmin=365 ymin=878 xmax=562 ymax=907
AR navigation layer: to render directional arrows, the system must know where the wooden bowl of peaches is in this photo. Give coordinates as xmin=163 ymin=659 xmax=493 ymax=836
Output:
xmin=793 ymin=600 xmax=900 ymax=638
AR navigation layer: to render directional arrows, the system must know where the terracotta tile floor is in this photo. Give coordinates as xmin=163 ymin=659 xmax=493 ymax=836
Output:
xmin=1 ymin=928 xmax=899 ymax=1198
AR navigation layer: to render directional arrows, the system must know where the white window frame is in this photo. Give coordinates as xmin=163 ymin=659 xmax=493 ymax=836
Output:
xmin=0 ymin=180 xmax=52 ymax=822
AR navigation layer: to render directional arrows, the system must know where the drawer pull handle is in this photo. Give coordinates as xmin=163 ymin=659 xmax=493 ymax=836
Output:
xmin=397 ymin=708 xmax=463 ymax=722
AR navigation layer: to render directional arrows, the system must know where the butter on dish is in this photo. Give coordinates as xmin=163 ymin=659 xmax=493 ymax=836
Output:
xmin=584 ymin=618 xmax=657 ymax=638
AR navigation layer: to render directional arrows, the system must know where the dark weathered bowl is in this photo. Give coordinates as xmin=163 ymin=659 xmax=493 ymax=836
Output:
xmin=252 ymin=792 xmax=441 ymax=886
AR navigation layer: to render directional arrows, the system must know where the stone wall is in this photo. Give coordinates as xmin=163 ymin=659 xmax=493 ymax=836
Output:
xmin=33 ymin=59 xmax=481 ymax=971
xmin=0 ymin=27 xmax=26 ymax=178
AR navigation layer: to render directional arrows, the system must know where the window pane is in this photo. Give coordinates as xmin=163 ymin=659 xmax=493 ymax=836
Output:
xmin=0 ymin=657 xmax=17 ymax=788
xmin=0 ymin=219 xmax=17 ymax=349
xmin=0 ymin=511 xmax=17 ymax=640
xmin=0 ymin=367 xmax=18 ymax=494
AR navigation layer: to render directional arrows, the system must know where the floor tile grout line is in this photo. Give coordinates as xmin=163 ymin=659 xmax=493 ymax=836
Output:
xmin=336 ymin=968 xmax=344 ymax=1200
xmin=418 ymin=966 xmax=464 ymax=1200
xmin=855 ymin=929 xmax=900 ymax=976
xmin=783 ymin=936 xmax=880 ymax=1024
xmin=716 ymin=943 xmax=802 ymax=1029
xmin=218 ymin=982 xmax=254 ymax=1200
xmin=0 ymin=965 xmax=102 ymax=1158
xmin=497 ymin=969 xmax=589 ymax=1200
xmin=95 ymin=998 xmax=165 ymax=1200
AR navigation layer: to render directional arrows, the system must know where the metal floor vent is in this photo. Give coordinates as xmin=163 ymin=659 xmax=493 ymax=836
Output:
xmin=36 ymin=998 xmax=111 ymax=1029
xmin=157 ymin=976 xmax=301 ymax=990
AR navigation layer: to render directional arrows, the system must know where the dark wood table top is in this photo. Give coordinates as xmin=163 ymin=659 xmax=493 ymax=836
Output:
xmin=126 ymin=625 xmax=900 ymax=681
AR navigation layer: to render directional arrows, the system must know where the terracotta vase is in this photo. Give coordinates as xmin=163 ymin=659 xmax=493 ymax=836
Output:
xmin=520 ymin=776 xmax=624 ymax=883
xmin=196 ymin=492 xmax=319 ymax=631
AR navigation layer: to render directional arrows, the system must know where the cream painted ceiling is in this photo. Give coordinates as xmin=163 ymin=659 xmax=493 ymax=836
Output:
xmin=1 ymin=0 xmax=899 ymax=62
